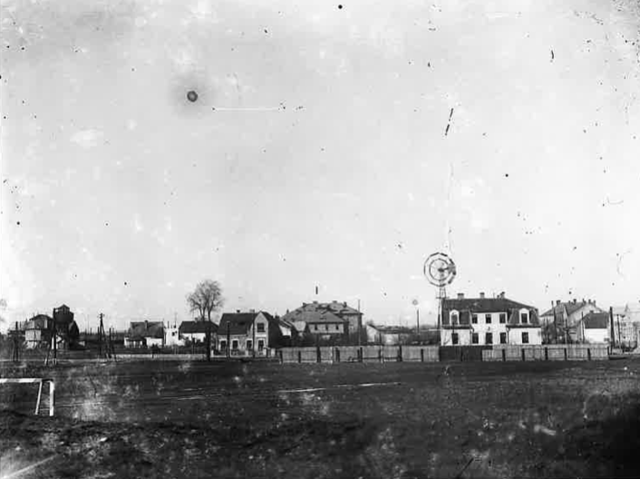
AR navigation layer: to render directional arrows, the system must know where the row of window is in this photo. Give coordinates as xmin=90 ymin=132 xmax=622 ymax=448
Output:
xmin=451 ymin=331 xmax=529 ymax=345
xmin=313 ymin=324 xmax=341 ymax=331
xmin=450 ymin=311 xmax=530 ymax=325
xmin=219 ymin=339 xmax=265 ymax=350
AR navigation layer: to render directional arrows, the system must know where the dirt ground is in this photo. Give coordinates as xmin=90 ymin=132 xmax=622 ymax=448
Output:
xmin=2 ymin=359 xmax=640 ymax=478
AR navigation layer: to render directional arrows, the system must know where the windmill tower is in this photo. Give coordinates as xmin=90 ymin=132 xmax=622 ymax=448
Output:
xmin=423 ymin=252 xmax=457 ymax=329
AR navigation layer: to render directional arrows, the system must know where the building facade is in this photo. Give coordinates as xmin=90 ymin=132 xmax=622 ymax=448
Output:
xmin=540 ymin=299 xmax=603 ymax=343
xmin=441 ymin=292 xmax=542 ymax=346
xmin=217 ymin=311 xmax=271 ymax=356
xmin=577 ymin=312 xmax=610 ymax=343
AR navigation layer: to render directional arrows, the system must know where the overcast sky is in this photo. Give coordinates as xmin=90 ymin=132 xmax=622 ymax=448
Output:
xmin=1 ymin=0 xmax=640 ymax=332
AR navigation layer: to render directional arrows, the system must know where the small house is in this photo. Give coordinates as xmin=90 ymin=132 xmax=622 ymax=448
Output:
xmin=179 ymin=321 xmax=216 ymax=344
xmin=217 ymin=311 xmax=271 ymax=356
xmin=577 ymin=312 xmax=610 ymax=344
xmin=124 ymin=320 xmax=164 ymax=348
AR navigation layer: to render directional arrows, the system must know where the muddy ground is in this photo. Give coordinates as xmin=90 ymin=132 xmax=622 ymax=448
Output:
xmin=1 ymin=359 xmax=640 ymax=478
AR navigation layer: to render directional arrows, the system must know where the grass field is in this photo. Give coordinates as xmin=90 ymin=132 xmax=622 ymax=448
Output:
xmin=2 ymin=359 xmax=640 ymax=478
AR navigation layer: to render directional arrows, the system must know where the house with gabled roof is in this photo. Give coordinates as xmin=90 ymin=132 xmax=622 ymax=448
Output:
xmin=124 ymin=320 xmax=164 ymax=348
xmin=441 ymin=292 xmax=542 ymax=346
xmin=179 ymin=321 xmax=217 ymax=344
xmin=540 ymin=299 xmax=603 ymax=343
xmin=23 ymin=314 xmax=53 ymax=349
xmin=217 ymin=310 xmax=272 ymax=356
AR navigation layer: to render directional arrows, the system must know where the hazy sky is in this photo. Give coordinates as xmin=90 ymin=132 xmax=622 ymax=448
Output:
xmin=2 ymin=0 xmax=640 ymax=332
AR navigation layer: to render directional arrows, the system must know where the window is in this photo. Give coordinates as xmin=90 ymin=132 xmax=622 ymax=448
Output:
xmin=219 ymin=340 xmax=227 ymax=351
xmin=485 ymin=333 xmax=493 ymax=345
xmin=472 ymin=333 xmax=479 ymax=344
xmin=485 ymin=314 xmax=492 ymax=324
xmin=257 ymin=323 xmax=265 ymax=333
xmin=522 ymin=332 xmax=529 ymax=344
xmin=452 ymin=333 xmax=459 ymax=345
xmin=520 ymin=311 xmax=529 ymax=324
xmin=232 ymin=339 xmax=239 ymax=350
xmin=335 ymin=324 xmax=340 ymax=331
xmin=258 ymin=339 xmax=264 ymax=351
xmin=471 ymin=314 xmax=478 ymax=324
xmin=314 ymin=324 xmax=318 ymax=331
xmin=500 ymin=332 xmax=507 ymax=344
xmin=499 ymin=313 xmax=507 ymax=324
xmin=450 ymin=311 xmax=459 ymax=325
xmin=325 ymin=324 xmax=329 ymax=331
xmin=246 ymin=340 xmax=253 ymax=350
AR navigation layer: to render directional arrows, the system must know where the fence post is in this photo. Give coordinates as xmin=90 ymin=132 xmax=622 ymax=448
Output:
xmin=522 ymin=348 xmax=526 ymax=361
xmin=564 ymin=348 xmax=568 ymax=361
xmin=379 ymin=348 xmax=383 ymax=363
xmin=398 ymin=346 xmax=403 ymax=362
xmin=317 ymin=346 xmax=321 ymax=363
xmin=544 ymin=347 xmax=548 ymax=361
xmin=421 ymin=349 xmax=424 ymax=363
xmin=502 ymin=349 xmax=506 ymax=362
xmin=298 ymin=351 xmax=302 ymax=364
xmin=587 ymin=348 xmax=591 ymax=361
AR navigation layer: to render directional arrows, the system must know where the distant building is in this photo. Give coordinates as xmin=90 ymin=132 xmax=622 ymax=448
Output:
xmin=124 ymin=321 xmax=164 ymax=348
xmin=611 ymin=304 xmax=640 ymax=349
xmin=23 ymin=314 xmax=53 ymax=349
xmin=365 ymin=324 xmax=414 ymax=345
xmin=441 ymin=292 xmax=542 ymax=346
xmin=268 ymin=316 xmax=296 ymax=348
xmin=217 ymin=311 xmax=271 ymax=356
xmin=577 ymin=312 xmax=610 ymax=344
xmin=282 ymin=301 xmax=361 ymax=343
xmin=540 ymin=299 xmax=603 ymax=343
xmin=178 ymin=321 xmax=216 ymax=344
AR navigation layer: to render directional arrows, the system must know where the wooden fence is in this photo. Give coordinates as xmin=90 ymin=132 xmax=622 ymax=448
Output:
xmin=278 ymin=344 xmax=610 ymax=364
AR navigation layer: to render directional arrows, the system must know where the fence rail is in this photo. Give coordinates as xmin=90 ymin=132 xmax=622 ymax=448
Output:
xmin=277 ymin=344 xmax=610 ymax=364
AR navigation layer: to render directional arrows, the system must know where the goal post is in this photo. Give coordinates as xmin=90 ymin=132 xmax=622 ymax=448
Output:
xmin=0 ymin=378 xmax=55 ymax=416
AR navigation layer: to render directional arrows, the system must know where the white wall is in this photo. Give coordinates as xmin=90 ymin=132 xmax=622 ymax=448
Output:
xmin=440 ymin=329 xmax=471 ymax=346
xmin=164 ymin=326 xmax=184 ymax=346
xmin=508 ymin=328 xmax=542 ymax=345
xmin=584 ymin=328 xmax=608 ymax=344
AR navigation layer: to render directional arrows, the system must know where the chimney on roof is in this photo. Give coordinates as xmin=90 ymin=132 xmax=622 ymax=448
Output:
xmin=145 ymin=320 xmax=148 ymax=330
xmin=556 ymin=300 xmax=561 ymax=306
xmin=343 ymin=301 xmax=347 ymax=307
xmin=313 ymin=301 xmax=318 ymax=304
xmin=457 ymin=293 xmax=464 ymax=299
xmin=236 ymin=309 xmax=241 ymax=313
xmin=479 ymin=292 xmax=485 ymax=299
xmin=499 ymin=292 xmax=506 ymax=299
xmin=573 ymin=298 xmax=577 ymax=304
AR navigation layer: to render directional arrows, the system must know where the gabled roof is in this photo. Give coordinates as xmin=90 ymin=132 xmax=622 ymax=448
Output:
xmin=581 ymin=312 xmax=609 ymax=329
xmin=282 ymin=309 xmax=346 ymax=324
xmin=507 ymin=309 xmax=541 ymax=327
xmin=179 ymin=321 xmax=218 ymax=334
xmin=283 ymin=301 xmax=361 ymax=322
xmin=219 ymin=312 xmax=270 ymax=335
xmin=25 ymin=314 xmax=52 ymax=330
xmin=443 ymin=296 xmax=535 ymax=314
xmin=128 ymin=321 xmax=164 ymax=339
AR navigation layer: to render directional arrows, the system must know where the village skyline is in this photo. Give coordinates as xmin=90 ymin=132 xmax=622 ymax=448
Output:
xmin=2 ymin=0 xmax=640 ymax=333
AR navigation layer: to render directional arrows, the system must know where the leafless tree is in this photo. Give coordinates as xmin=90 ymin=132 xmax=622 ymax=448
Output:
xmin=186 ymin=280 xmax=224 ymax=361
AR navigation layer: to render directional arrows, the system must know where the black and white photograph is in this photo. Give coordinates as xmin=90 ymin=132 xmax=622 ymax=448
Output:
xmin=1 ymin=0 xmax=640 ymax=477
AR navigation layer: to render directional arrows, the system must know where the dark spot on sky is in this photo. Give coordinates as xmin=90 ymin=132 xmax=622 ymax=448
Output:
xmin=124 ymin=282 xmax=128 ymax=286
xmin=187 ymin=90 xmax=198 ymax=102
xmin=505 ymin=173 xmax=509 ymax=178
xmin=105 ymin=222 xmax=109 ymax=226
xmin=16 ymin=221 xmax=20 ymax=225
xmin=338 ymin=4 xmax=343 ymax=9
xmin=264 ymin=29 xmax=268 ymax=34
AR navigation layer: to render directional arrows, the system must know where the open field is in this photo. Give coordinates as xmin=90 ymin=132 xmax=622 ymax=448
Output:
xmin=2 ymin=359 xmax=640 ymax=478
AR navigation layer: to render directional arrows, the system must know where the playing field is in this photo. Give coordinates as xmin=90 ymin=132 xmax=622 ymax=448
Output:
xmin=1 ymin=359 xmax=640 ymax=478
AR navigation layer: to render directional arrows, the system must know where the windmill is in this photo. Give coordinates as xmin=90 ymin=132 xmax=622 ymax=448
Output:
xmin=423 ymin=252 xmax=457 ymax=329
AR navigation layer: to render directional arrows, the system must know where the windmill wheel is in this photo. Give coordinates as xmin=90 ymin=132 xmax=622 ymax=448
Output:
xmin=423 ymin=252 xmax=457 ymax=287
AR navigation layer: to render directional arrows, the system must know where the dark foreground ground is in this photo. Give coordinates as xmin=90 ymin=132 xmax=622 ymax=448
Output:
xmin=2 ymin=359 xmax=640 ymax=478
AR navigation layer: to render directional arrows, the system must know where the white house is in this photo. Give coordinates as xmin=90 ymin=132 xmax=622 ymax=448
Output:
xmin=577 ymin=312 xmax=609 ymax=344
xmin=540 ymin=299 xmax=603 ymax=342
xmin=124 ymin=321 xmax=164 ymax=348
xmin=178 ymin=321 xmax=216 ymax=344
xmin=164 ymin=323 xmax=184 ymax=347
xmin=440 ymin=292 xmax=542 ymax=346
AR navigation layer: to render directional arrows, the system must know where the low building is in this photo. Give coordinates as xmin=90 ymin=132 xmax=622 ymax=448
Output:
xmin=124 ymin=321 xmax=164 ymax=348
xmin=611 ymin=305 xmax=640 ymax=349
xmin=217 ymin=311 xmax=272 ymax=356
xmin=577 ymin=312 xmax=610 ymax=343
xmin=441 ymin=292 xmax=542 ymax=346
xmin=178 ymin=321 xmax=216 ymax=344
xmin=268 ymin=316 xmax=296 ymax=348
xmin=365 ymin=324 xmax=414 ymax=345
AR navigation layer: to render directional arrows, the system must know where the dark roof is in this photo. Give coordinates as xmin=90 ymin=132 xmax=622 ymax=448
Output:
xmin=507 ymin=309 xmax=541 ymax=327
xmin=128 ymin=321 xmax=164 ymax=339
xmin=582 ymin=312 xmax=609 ymax=329
xmin=443 ymin=296 xmax=535 ymax=314
xmin=179 ymin=321 xmax=218 ymax=334
xmin=219 ymin=312 xmax=270 ymax=335
xmin=282 ymin=309 xmax=346 ymax=324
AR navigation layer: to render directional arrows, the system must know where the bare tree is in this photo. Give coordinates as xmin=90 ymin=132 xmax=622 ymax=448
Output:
xmin=186 ymin=279 xmax=224 ymax=361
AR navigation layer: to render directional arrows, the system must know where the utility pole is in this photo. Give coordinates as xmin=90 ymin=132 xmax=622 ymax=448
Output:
xmin=98 ymin=313 xmax=105 ymax=358
xmin=416 ymin=308 xmax=420 ymax=343
xmin=609 ymin=307 xmax=616 ymax=350
xmin=226 ymin=321 xmax=231 ymax=359
xmin=552 ymin=302 xmax=558 ymax=344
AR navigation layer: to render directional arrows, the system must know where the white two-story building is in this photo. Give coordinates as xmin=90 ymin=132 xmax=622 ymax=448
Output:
xmin=440 ymin=292 xmax=542 ymax=346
